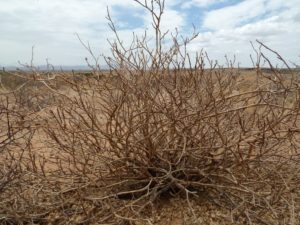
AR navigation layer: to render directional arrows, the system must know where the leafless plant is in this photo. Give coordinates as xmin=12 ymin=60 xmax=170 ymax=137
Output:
xmin=0 ymin=0 xmax=299 ymax=224
xmin=40 ymin=1 xmax=300 ymax=224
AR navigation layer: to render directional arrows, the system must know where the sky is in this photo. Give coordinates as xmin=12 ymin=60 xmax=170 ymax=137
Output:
xmin=0 ymin=0 xmax=299 ymax=68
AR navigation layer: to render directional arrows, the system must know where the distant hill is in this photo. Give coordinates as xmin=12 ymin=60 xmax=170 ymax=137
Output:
xmin=2 ymin=65 xmax=109 ymax=71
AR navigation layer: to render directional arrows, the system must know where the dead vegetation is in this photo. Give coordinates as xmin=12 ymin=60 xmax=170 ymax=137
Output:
xmin=0 ymin=0 xmax=300 ymax=224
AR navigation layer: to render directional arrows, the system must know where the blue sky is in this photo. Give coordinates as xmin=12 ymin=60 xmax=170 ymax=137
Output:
xmin=0 ymin=0 xmax=299 ymax=67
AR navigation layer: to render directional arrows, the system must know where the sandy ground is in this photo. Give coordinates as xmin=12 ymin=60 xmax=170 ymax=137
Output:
xmin=1 ymin=69 xmax=299 ymax=224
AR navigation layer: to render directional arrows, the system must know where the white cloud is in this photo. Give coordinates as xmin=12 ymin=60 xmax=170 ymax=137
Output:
xmin=203 ymin=0 xmax=267 ymax=30
xmin=188 ymin=7 xmax=300 ymax=66
xmin=182 ymin=0 xmax=222 ymax=9
xmin=0 ymin=0 xmax=110 ymax=65
xmin=0 ymin=0 xmax=185 ymax=66
xmin=180 ymin=0 xmax=299 ymax=67
xmin=0 ymin=0 xmax=299 ymax=67
xmin=142 ymin=8 xmax=185 ymax=33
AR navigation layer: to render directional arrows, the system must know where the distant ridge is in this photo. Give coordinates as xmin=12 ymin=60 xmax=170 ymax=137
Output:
xmin=2 ymin=65 xmax=109 ymax=71
xmin=2 ymin=65 xmax=299 ymax=72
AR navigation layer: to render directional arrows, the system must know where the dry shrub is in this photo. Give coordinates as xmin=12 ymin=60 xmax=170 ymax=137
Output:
xmin=41 ymin=1 xmax=300 ymax=224
xmin=0 ymin=0 xmax=300 ymax=224
xmin=0 ymin=93 xmax=34 ymax=222
xmin=0 ymin=68 xmax=61 ymax=112
xmin=0 ymin=68 xmax=59 ymax=224
xmin=43 ymin=58 xmax=300 ymax=224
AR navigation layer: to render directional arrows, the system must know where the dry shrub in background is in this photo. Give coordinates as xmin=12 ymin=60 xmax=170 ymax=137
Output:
xmin=1 ymin=0 xmax=300 ymax=224
xmin=0 ymin=91 xmax=34 ymax=222
xmin=0 ymin=65 xmax=66 ymax=224
xmin=0 ymin=60 xmax=63 ymax=112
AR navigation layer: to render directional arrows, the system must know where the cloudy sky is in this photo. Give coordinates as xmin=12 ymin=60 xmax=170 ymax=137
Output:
xmin=0 ymin=0 xmax=299 ymax=67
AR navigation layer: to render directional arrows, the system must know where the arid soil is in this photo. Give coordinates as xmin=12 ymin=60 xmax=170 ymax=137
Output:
xmin=1 ymin=69 xmax=300 ymax=224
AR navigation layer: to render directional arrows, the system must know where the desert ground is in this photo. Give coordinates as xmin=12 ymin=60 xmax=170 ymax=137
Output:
xmin=0 ymin=66 xmax=299 ymax=224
